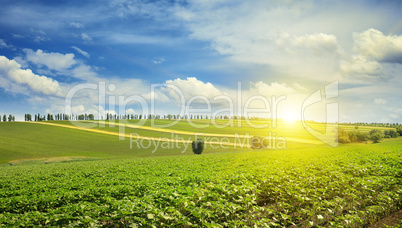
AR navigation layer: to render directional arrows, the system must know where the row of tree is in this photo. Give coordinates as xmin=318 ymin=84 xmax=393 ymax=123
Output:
xmin=24 ymin=113 xmax=95 ymax=121
xmin=104 ymin=114 xmax=259 ymax=121
xmin=338 ymin=128 xmax=400 ymax=144
xmin=341 ymin=122 xmax=400 ymax=128
xmin=23 ymin=113 xmax=265 ymax=121
xmin=0 ymin=114 xmax=16 ymax=122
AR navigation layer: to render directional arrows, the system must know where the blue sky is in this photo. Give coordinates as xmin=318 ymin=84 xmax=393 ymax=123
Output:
xmin=0 ymin=0 xmax=402 ymax=123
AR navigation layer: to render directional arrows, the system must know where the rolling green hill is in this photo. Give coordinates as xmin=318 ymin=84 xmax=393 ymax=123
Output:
xmin=0 ymin=120 xmax=397 ymax=164
xmin=0 ymin=121 xmax=251 ymax=164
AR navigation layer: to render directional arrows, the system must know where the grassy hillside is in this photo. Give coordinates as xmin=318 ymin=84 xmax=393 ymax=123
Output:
xmin=0 ymin=120 xmax=396 ymax=164
xmin=0 ymin=122 xmax=242 ymax=164
xmin=0 ymin=120 xmax=331 ymax=164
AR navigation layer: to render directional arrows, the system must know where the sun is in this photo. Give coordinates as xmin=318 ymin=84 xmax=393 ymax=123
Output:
xmin=283 ymin=112 xmax=299 ymax=123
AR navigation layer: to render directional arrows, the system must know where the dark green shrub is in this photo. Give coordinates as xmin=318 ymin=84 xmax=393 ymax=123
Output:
xmin=192 ymin=139 xmax=204 ymax=154
xmin=396 ymin=126 xmax=402 ymax=136
xmin=356 ymin=131 xmax=369 ymax=142
xmin=369 ymin=129 xmax=382 ymax=135
xmin=370 ymin=132 xmax=383 ymax=143
xmin=384 ymin=129 xmax=398 ymax=138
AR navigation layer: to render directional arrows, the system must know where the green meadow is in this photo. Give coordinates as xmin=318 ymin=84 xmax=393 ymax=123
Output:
xmin=0 ymin=120 xmax=401 ymax=227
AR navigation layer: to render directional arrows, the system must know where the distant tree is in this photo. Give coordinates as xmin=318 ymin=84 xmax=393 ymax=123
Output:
xmin=397 ymin=126 xmax=402 ymax=136
xmin=88 ymin=114 xmax=94 ymax=120
xmin=369 ymin=129 xmax=381 ymax=135
xmin=369 ymin=129 xmax=383 ymax=143
xmin=355 ymin=131 xmax=369 ymax=142
xmin=192 ymin=139 xmax=204 ymax=155
xmin=8 ymin=114 xmax=12 ymax=122
xmin=370 ymin=133 xmax=383 ymax=143
xmin=3 ymin=115 xmax=6 ymax=122
xmin=78 ymin=114 xmax=85 ymax=120
xmin=384 ymin=129 xmax=398 ymax=138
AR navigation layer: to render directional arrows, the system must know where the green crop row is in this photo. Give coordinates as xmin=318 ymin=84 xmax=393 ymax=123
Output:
xmin=0 ymin=140 xmax=401 ymax=227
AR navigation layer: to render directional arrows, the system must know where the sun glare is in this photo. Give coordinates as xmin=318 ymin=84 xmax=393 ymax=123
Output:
xmin=283 ymin=112 xmax=298 ymax=123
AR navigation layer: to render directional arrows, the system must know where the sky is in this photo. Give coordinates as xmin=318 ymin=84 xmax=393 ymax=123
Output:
xmin=0 ymin=0 xmax=402 ymax=123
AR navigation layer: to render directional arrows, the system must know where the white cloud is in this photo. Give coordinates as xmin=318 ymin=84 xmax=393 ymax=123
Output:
xmin=71 ymin=64 xmax=98 ymax=80
xmin=24 ymin=49 xmax=76 ymax=70
xmin=81 ymin=33 xmax=93 ymax=41
xmin=277 ymin=32 xmax=342 ymax=56
xmin=374 ymin=98 xmax=387 ymax=105
xmin=249 ymin=81 xmax=295 ymax=97
xmin=152 ymin=57 xmax=165 ymax=64
xmin=71 ymin=46 xmax=90 ymax=58
xmin=164 ymin=77 xmax=222 ymax=100
xmin=171 ymin=1 xmax=350 ymax=82
xmin=353 ymin=28 xmax=402 ymax=63
xmin=0 ymin=39 xmax=9 ymax=48
xmin=0 ymin=56 xmax=62 ymax=96
xmin=339 ymin=28 xmax=402 ymax=82
xmin=69 ymin=22 xmax=84 ymax=29
xmin=340 ymin=55 xmax=382 ymax=77
xmin=125 ymin=108 xmax=136 ymax=115
xmin=104 ymin=33 xmax=173 ymax=45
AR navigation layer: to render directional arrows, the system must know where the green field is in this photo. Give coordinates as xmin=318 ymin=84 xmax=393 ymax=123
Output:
xmin=0 ymin=120 xmax=401 ymax=227
xmin=0 ymin=120 xmax=331 ymax=164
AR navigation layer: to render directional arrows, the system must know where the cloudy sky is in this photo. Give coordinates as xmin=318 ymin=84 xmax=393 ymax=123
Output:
xmin=0 ymin=0 xmax=401 ymax=123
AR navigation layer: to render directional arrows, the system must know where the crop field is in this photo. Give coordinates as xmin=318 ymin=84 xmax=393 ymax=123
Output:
xmin=0 ymin=121 xmax=401 ymax=227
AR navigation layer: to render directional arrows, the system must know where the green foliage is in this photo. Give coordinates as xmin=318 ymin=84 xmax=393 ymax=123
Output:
xmin=369 ymin=129 xmax=384 ymax=143
xmin=397 ymin=126 xmax=402 ymax=136
xmin=0 ymin=140 xmax=401 ymax=227
xmin=369 ymin=129 xmax=382 ymax=135
xmin=338 ymin=128 xmax=369 ymax=143
xmin=192 ymin=139 xmax=204 ymax=154
xmin=370 ymin=132 xmax=383 ymax=143
xmin=384 ymin=129 xmax=398 ymax=138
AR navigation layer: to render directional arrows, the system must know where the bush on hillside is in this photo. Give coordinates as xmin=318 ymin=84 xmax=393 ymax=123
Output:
xmin=370 ymin=132 xmax=383 ymax=143
xmin=192 ymin=139 xmax=204 ymax=155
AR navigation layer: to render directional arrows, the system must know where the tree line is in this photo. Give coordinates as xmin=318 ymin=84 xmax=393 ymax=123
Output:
xmin=104 ymin=114 xmax=263 ymax=121
xmin=338 ymin=127 xmax=401 ymax=144
xmin=340 ymin=122 xmax=400 ymax=128
xmin=24 ymin=113 xmax=95 ymax=121
xmin=0 ymin=114 xmax=16 ymax=122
